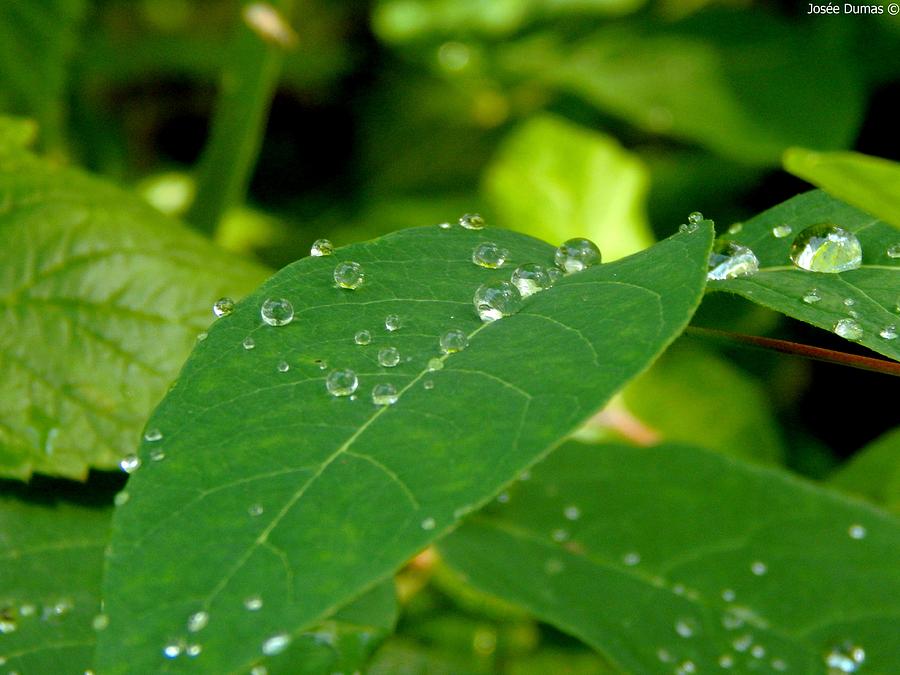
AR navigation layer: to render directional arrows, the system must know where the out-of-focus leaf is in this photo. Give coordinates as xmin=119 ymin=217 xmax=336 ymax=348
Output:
xmin=0 ymin=146 xmax=269 ymax=480
xmin=0 ymin=116 xmax=38 ymax=155
xmin=621 ymin=342 xmax=784 ymax=463
xmin=829 ymin=426 xmax=900 ymax=514
xmin=484 ymin=114 xmax=653 ymax=261
xmin=440 ymin=440 xmax=900 ymax=673
xmin=707 ymin=190 xmax=900 ymax=361
xmin=784 ymin=148 xmax=900 ymax=230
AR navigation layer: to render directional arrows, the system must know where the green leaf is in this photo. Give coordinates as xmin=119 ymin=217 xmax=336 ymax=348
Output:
xmin=0 ymin=491 xmax=109 ymax=673
xmin=0 ymin=149 xmax=269 ymax=480
xmin=829 ymin=426 xmax=900 ymax=514
xmin=95 ymin=222 xmax=713 ymax=673
xmin=784 ymin=148 xmax=900 ymax=230
xmin=0 ymin=115 xmax=38 ymax=155
xmin=439 ymin=441 xmax=900 ymax=673
xmin=707 ymin=190 xmax=900 ymax=362
xmin=483 ymin=114 xmax=654 ymax=262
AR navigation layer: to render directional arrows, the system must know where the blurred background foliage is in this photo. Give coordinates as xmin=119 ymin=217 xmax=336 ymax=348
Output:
xmin=2 ymin=0 xmax=898 ymax=671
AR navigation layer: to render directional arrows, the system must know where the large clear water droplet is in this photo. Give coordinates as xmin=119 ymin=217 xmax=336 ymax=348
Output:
xmin=372 ymin=383 xmax=399 ymax=406
xmin=310 ymin=238 xmax=334 ymax=257
xmin=554 ymin=238 xmax=601 ymax=274
xmin=789 ymin=224 xmax=862 ymax=273
xmin=511 ymin=263 xmax=553 ymax=297
xmin=334 ymin=261 xmax=365 ymax=289
xmin=707 ymin=241 xmax=760 ymax=280
xmin=688 ymin=211 xmax=704 ymax=224
xmin=439 ymin=328 xmax=468 ymax=354
xmin=212 ymin=297 xmax=235 ymax=317
xmin=378 ymin=347 xmax=400 ymax=367
xmin=326 ymin=369 xmax=358 ymax=396
xmin=354 ymin=330 xmax=371 ymax=345
xmin=473 ymin=280 xmax=523 ymax=322
xmin=459 ymin=213 xmax=485 ymax=230
xmin=385 ymin=314 xmax=402 ymax=332
xmin=120 ymin=455 xmax=141 ymax=474
xmin=260 ymin=298 xmax=294 ymax=326
xmin=834 ymin=318 xmax=863 ymax=341
xmin=824 ymin=641 xmax=865 ymax=673
xmin=472 ymin=242 xmax=509 ymax=269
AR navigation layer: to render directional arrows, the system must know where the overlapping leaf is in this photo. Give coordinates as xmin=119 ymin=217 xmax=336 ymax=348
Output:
xmin=830 ymin=426 xmax=900 ymax=514
xmin=95 ymin=222 xmax=712 ymax=673
xmin=439 ymin=441 xmax=900 ymax=673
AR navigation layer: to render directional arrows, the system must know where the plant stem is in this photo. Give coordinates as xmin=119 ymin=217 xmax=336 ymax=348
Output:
xmin=187 ymin=1 xmax=295 ymax=235
xmin=685 ymin=326 xmax=900 ymax=377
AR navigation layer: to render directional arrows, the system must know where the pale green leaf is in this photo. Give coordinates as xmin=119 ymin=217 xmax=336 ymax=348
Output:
xmin=829 ymin=426 xmax=900 ymax=514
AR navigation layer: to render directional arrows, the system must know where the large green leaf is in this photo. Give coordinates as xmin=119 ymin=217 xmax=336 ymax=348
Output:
xmin=95 ymin=222 xmax=713 ymax=673
xmin=439 ymin=441 xmax=900 ymax=673
xmin=0 ymin=148 xmax=268 ymax=480
xmin=0 ymin=490 xmax=108 ymax=673
xmin=483 ymin=114 xmax=654 ymax=262
xmin=784 ymin=148 xmax=900 ymax=230
xmin=707 ymin=190 xmax=900 ymax=362
xmin=829 ymin=426 xmax=900 ymax=514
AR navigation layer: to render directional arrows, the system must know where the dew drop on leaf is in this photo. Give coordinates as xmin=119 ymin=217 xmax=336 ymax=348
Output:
xmin=354 ymin=330 xmax=372 ymax=345
xmin=248 ymin=503 xmax=263 ymax=517
xmin=186 ymin=643 xmax=202 ymax=657
xmin=196 ymin=331 xmax=208 ymax=342
xmin=212 ymin=297 xmax=235 ymax=317
xmin=423 ymin=380 xmax=434 ymax=390
xmin=728 ymin=222 xmax=743 ymax=234
xmin=437 ymin=221 xmax=452 ymax=230
xmin=243 ymin=595 xmax=263 ymax=611
xmin=657 ymin=648 xmax=673 ymax=663
xmin=707 ymin=241 xmax=760 ymax=280
xmin=473 ymin=280 xmax=523 ymax=322
xmin=427 ymin=357 xmax=443 ymax=371
xmin=622 ymin=551 xmax=641 ymax=566
xmin=384 ymin=314 xmax=401 ymax=331
xmin=325 ymin=369 xmax=359 ymax=396
xmin=688 ymin=211 xmax=704 ymax=224
xmin=733 ymin=634 xmax=754 ymax=652
xmin=276 ymin=361 xmax=289 ymax=373
xmin=310 ymin=238 xmax=334 ymax=257
xmin=458 ymin=213 xmax=485 ymax=230
xmin=848 ymin=524 xmax=867 ymax=539
xmin=186 ymin=611 xmax=208 ymax=633
xmin=719 ymin=654 xmax=735 ymax=668
xmin=751 ymin=560 xmax=768 ymax=576
xmin=119 ymin=455 xmax=140 ymax=474
xmin=544 ymin=558 xmax=564 ymax=575
xmin=834 ymin=318 xmax=863 ymax=341
xmin=334 ymin=261 xmax=365 ymax=289
xmin=377 ymin=347 xmax=400 ymax=368
xmin=510 ymin=263 xmax=553 ymax=297
xmin=150 ymin=449 xmax=165 ymax=462
xmin=802 ymin=288 xmax=822 ymax=304
xmin=824 ymin=641 xmax=865 ymax=673
xmin=114 ymin=491 xmax=130 ymax=506
xmin=92 ymin=613 xmax=109 ymax=631
xmin=144 ymin=428 xmax=163 ymax=442
xmin=260 ymin=298 xmax=294 ymax=326
xmin=722 ymin=588 xmax=736 ymax=602
xmin=772 ymin=658 xmax=788 ymax=671
xmin=551 ymin=528 xmax=569 ymax=542
xmin=242 ymin=336 xmax=256 ymax=350
xmin=471 ymin=241 xmax=510 ymax=269
xmin=772 ymin=224 xmax=793 ymax=238
xmin=563 ymin=505 xmax=580 ymax=521
xmin=371 ymin=383 xmax=399 ymax=406
xmin=751 ymin=644 xmax=766 ymax=658
xmin=789 ymin=224 xmax=862 ymax=273
xmin=554 ymin=237 xmax=601 ymax=273
xmin=163 ymin=641 xmax=184 ymax=658
xmin=439 ymin=329 xmax=468 ymax=354
xmin=420 ymin=517 xmax=436 ymax=530
xmin=887 ymin=243 xmax=900 ymax=259
xmin=676 ymin=660 xmax=697 ymax=674
xmin=261 ymin=632 xmax=291 ymax=655
xmin=880 ymin=324 xmax=898 ymax=340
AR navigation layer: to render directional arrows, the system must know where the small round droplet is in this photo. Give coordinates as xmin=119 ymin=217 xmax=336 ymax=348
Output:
xmin=496 ymin=492 xmax=510 ymax=503
xmin=260 ymin=298 xmax=294 ymax=326
xmin=887 ymin=243 xmax=900 ymax=259
xmin=688 ymin=211 xmax=704 ymax=224
xmin=92 ymin=614 xmax=109 ymax=631
xmin=657 ymin=648 xmax=673 ymax=663
xmin=834 ymin=318 xmax=863 ymax=341
xmin=751 ymin=560 xmax=768 ymax=576
xmin=276 ymin=360 xmax=290 ymax=373
xmin=733 ymin=634 xmax=754 ymax=652
xmin=554 ymin=238 xmax=601 ymax=274
xmin=722 ymin=588 xmax=736 ymax=602
xmin=354 ymin=330 xmax=372 ymax=345
xmin=437 ymin=221 xmax=452 ymax=230
xmin=242 ymin=336 xmax=256 ymax=350
xmin=880 ymin=324 xmax=898 ymax=340
xmin=326 ymin=368 xmax=359 ymax=396
xmin=459 ymin=213 xmax=485 ymax=230
xmin=186 ymin=644 xmax=202 ymax=657
xmin=244 ymin=595 xmax=263 ymax=611
xmin=187 ymin=611 xmax=209 ymax=633
xmin=772 ymin=658 xmax=788 ymax=671
xmin=262 ymin=632 xmax=292 ymax=655
xmin=848 ymin=524 xmax=866 ymax=539
xmin=772 ymin=224 xmax=793 ymax=238
xmin=510 ymin=263 xmax=553 ymax=297
xmin=310 ymin=238 xmax=334 ymax=257
xmin=473 ymin=280 xmax=523 ymax=322
xmin=675 ymin=617 xmax=698 ymax=638
xmin=802 ymin=288 xmax=822 ymax=304
xmin=378 ymin=347 xmax=400 ymax=368
xmin=150 ymin=448 xmax=165 ymax=462
xmin=421 ymin=517 xmax=436 ymax=530
xmin=423 ymin=380 xmax=434 ymax=390
xmin=213 ymin=297 xmax=235 ymax=317
xmin=251 ymin=667 xmax=268 ymax=675
xmin=824 ymin=641 xmax=865 ymax=673
xmin=196 ymin=331 xmax=208 ymax=342
xmin=676 ymin=660 xmax=696 ymax=674
xmin=163 ymin=642 xmax=184 ymax=659
xmin=789 ymin=224 xmax=862 ymax=273
xmin=439 ymin=329 xmax=468 ymax=354
xmin=719 ymin=654 xmax=735 ymax=668
xmin=427 ymin=357 xmax=444 ymax=371
xmin=751 ymin=644 xmax=766 ymax=658
xmin=563 ymin=505 xmax=580 ymax=521
xmin=334 ymin=261 xmax=365 ymax=289
xmin=144 ymin=428 xmax=163 ymax=442
xmin=372 ymin=383 xmax=399 ymax=406
xmin=622 ymin=551 xmax=641 ymax=566
xmin=544 ymin=558 xmax=564 ymax=575
xmin=843 ymin=297 xmax=856 ymax=307
xmin=551 ymin=528 xmax=569 ymax=542
xmin=707 ymin=241 xmax=760 ymax=280
xmin=114 ymin=491 xmax=130 ymax=506
xmin=728 ymin=222 xmax=743 ymax=234
xmin=119 ymin=455 xmax=141 ymax=474
xmin=472 ymin=242 xmax=510 ymax=269
xmin=385 ymin=314 xmax=402 ymax=331
xmin=248 ymin=503 xmax=264 ymax=516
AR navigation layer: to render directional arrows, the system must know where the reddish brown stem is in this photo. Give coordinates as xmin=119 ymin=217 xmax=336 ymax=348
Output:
xmin=685 ymin=326 xmax=900 ymax=377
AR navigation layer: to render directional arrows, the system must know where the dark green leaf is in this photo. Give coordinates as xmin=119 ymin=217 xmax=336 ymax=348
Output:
xmin=829 ymin=426 xmax=900 ymax=514
xmin=439 ymin=441 xmax=900 ymax=673
xmin=95 ymin=222 xmax=713 ymax=673
xmin=0 ymin=147 xmax=269 ymax=480
xmin=707 ymin=190 xmax=900 ymax=361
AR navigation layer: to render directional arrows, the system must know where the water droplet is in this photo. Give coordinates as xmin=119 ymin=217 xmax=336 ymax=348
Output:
xmin=733 ymin=634 xmax=753 ymax=652
xmin=848 ymin=524 xmax=866 ymax=539
xmin=622 ymin=551 xmax=641 ymax=566
xmin=248 ymin=503 xmax=264 ymax=517
xmin=421 ymin=517 xmax=436 ymax=530
xmin=473 ymin=280 xmax=523 ymax=322
xmin=728 ymin=222 xmax=743 ymax=234
xmin=510 ymin=263 xmax=553 ymax=297
xmin=722 ymin=588 xmax=736 ymax=602
xmin=385 ymin=314 xmax=402 ymax=331
xmin=310 ymin=238 xmax=334 ymax=256
xmin=657 ymin=648 xmax=673 ymax=663
xmin=378 ymin=347 xmax=400 ymax=368
xmin=676 ymin=660 xmax=697 ymax=674
xmin=262 ymin=632 xmax=291 ymax=655
xmin=496 ymin=492 xmax=510 ymax=503
xmin=251 ymin=667 xmax=268 ymax=675
xmin=751 ymin=560 xmax=767 ymax=576
xmin=679 ymin=222 xmax=697 ymax=234
xmin=372 ymin=383 xmax=399 ymax=406
xmin=276 ymin=360 xmax=290 ymax=373
xmin=213 ymin=297 xmax=235 ymax=317
xmin=439 ymin=329 xmax=468 ymax=354
xmin=150 ymin=448 xmax=165 ymax=462
xmin=675 ymin=617 xmax=698 ymax=638
xmin=772 ymin=224 xmax=793 ymax=238
xmin=243 ymin=336 xmax=256 ymax=350
xmin=789 ymin=224 xmax=862 ymax=273
xmin=772 ymin=658 xmax=788 ymax=671
xmin=551 ymin=528 xmax=569 ymax=542
xmin=19 ymin=604 xmax=35 ymax=617
xmin=315 ymin=359 xmax=327 ymax=370
xmin=824 ymin=641 xmax=865 ymax=673
xmin=163 ymin=641 xmax=184 ymax=658
xmin=187 ymin=611 xmax=209 ymax=633
xmin=437 ymin=221 xmax=452 ymax=230
xmin=719 ymin=654 xmax=735 ymax=668
xmin=751 ymin=644 xmax=766 ymax=658
xmin=834 ymin=318 xmax=863 ymax=341
xmin=114 ymin=491 xmax=130 ymax=506
xmin=471 ymin=241 xmax=510 ymax=269
xmin=186 ymin=644 xmax=202 ymax=657
xmin=563 ymin=505 xmax=580 ymax=521
xmin=843 ymin=298 xmax=856 ymax=307
xmin=120 ymin=455 xmax=140 ymax=474
xmin=880 ymin=324 xmax=898 ymax=340
xmin=459 ymin=213 xmax=485 ymax=230
xmin=554 ymin=238 xmax=601 ymax=274
xmin=260 ymin=298 xmax=294 ymax=326
xmin=334 ymin=261 xmax=365 ymax=289
xmin=544 ymin=558 xmax=564 ymax=575
xmin=144 ymin=428 xmax=163 ymax=442
xmin=326 ymin=368 xmax=359 ymax=396
xmin=423 ymin=380 xmax=434 ymax=390
xmin=92 ymin=613 xmax=109 ymax=631
xmin=354 ymin=330 xmax=372 ymax=345
xmin=707 ymin=241 xmax=760 ymax=280
xmin=243 ymin=595 xmax=263 ymax=611
xmin=887 ymin=243 xmax=900 ymax=258
xmin=427 ymin=357 xmax=444 ymax=371
xmin=802 ymin=288 xmax=822 ymax=304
